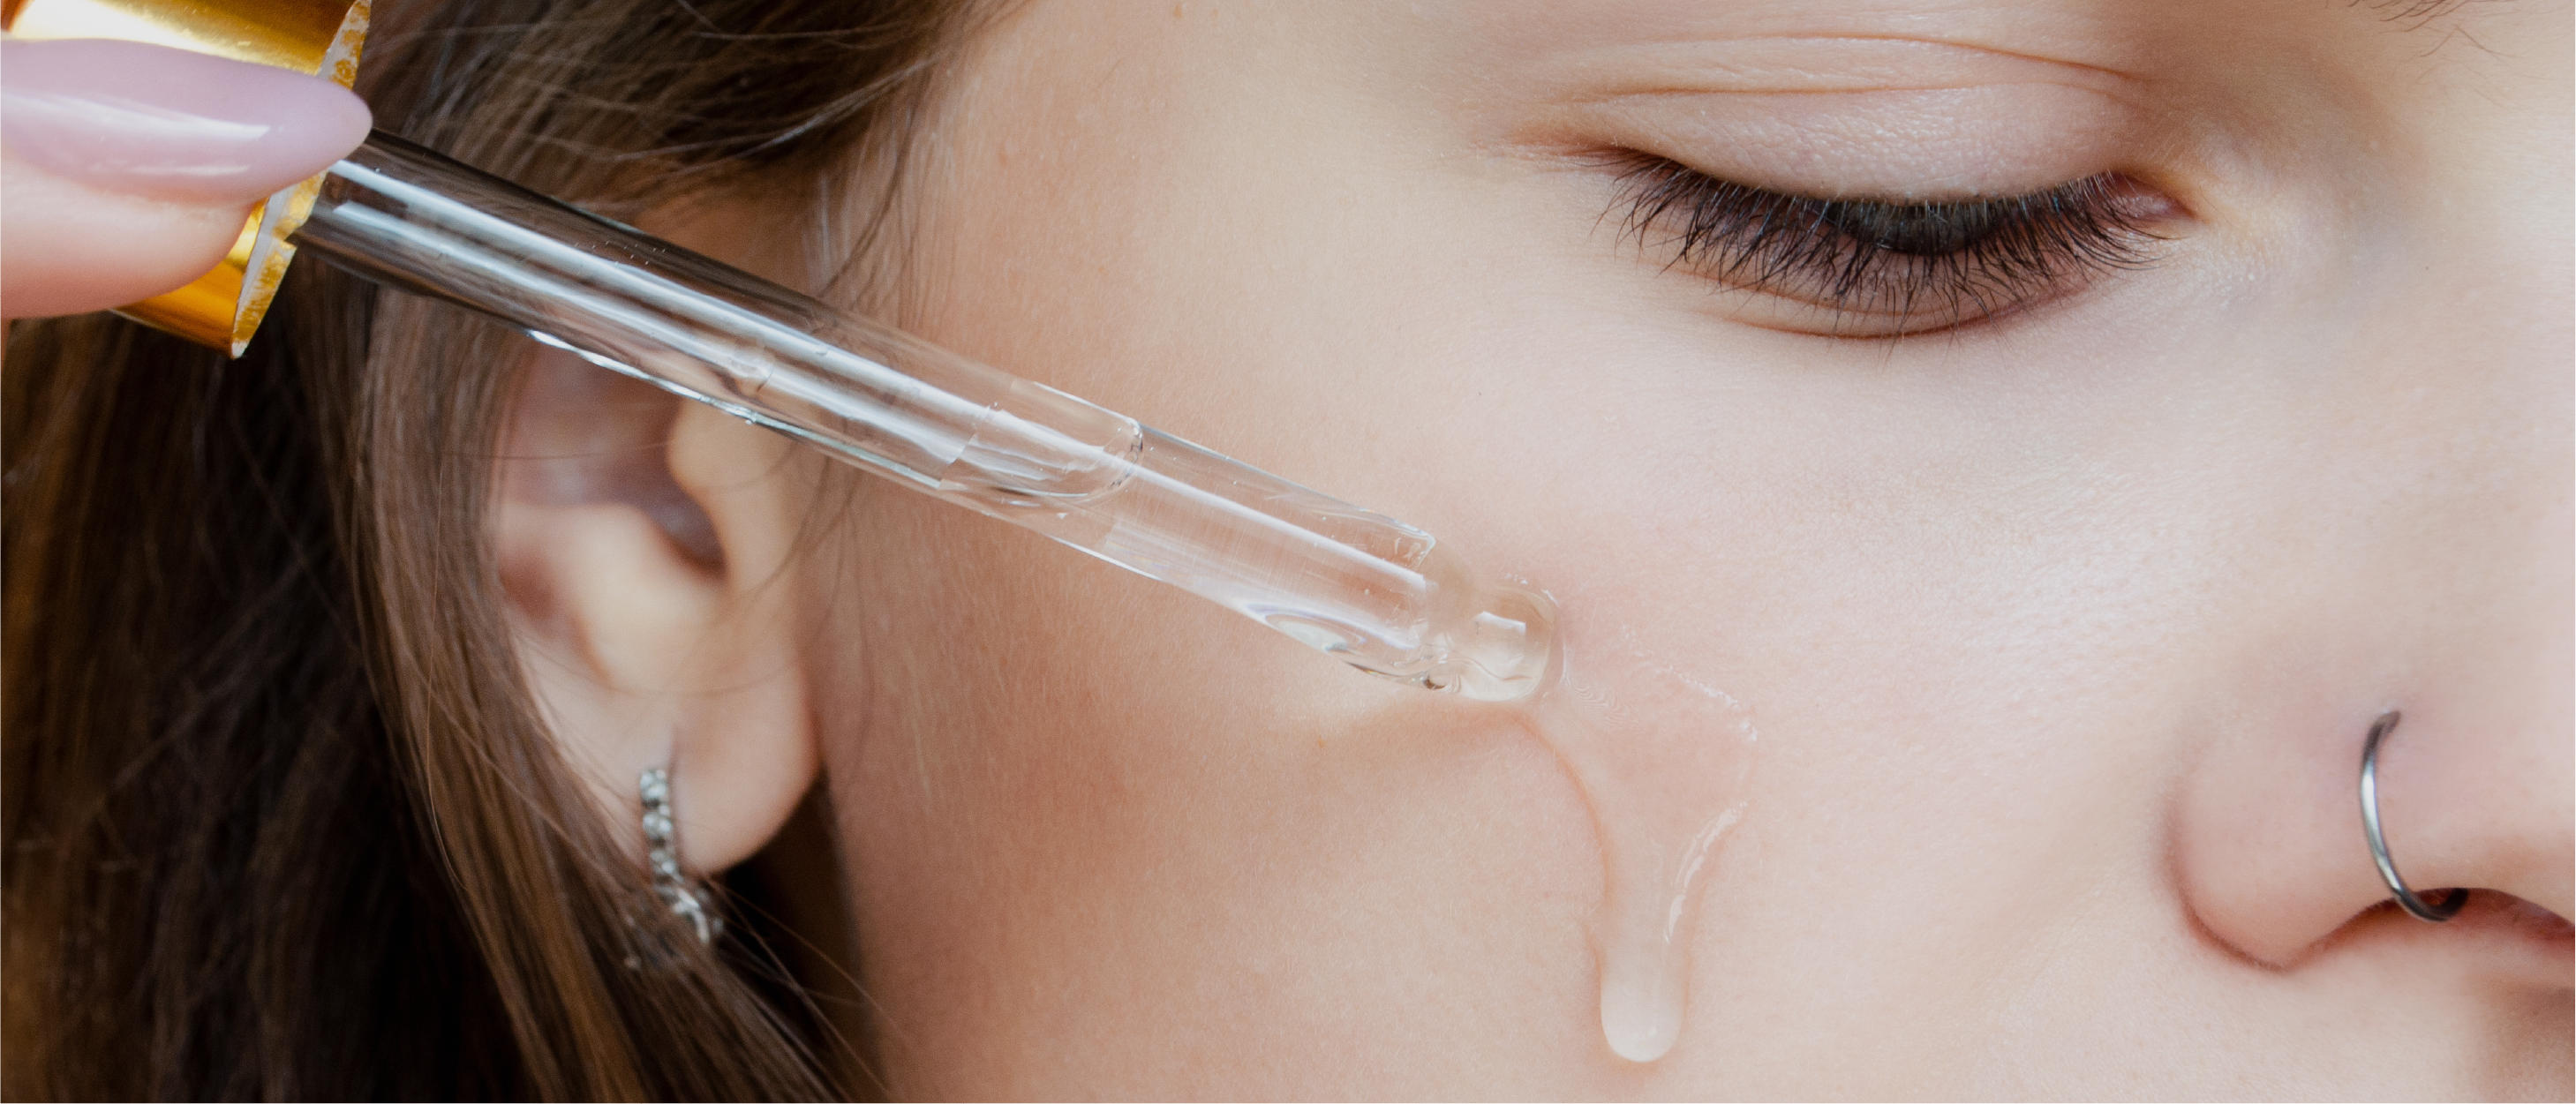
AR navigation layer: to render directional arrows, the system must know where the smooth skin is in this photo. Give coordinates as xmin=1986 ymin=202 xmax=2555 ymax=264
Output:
xmin=44 ymin=1 xmax=2576 ymax=1097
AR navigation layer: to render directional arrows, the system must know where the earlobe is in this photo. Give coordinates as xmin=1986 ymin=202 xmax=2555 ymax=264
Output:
xmin=495 ymin=343 xmax=818 ymax=877
xmin=659 ymin=399 xmax=821 ymax=874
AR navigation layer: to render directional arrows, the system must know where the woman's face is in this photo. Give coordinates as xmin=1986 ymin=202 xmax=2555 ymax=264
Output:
xmin=793 ymin=0 xmax=2572 ymax=1094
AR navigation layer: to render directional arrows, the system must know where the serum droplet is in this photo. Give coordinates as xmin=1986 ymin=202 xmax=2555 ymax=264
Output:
xmin=1519 ymin=629 xmax=1756 ymax=1063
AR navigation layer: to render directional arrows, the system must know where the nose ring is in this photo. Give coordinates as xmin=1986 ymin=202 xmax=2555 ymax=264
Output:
xmin=2359 ymin=711 xmax=2468 ymax=923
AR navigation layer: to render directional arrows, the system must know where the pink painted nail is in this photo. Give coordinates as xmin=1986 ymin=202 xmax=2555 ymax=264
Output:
xmin=1 ymin=38 xmax=371 ymax=203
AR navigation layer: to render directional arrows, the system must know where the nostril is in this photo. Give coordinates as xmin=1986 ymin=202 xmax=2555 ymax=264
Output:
xmin=2332 ymin=889 xmax=2574 ymax=992
xmin=2376 ymin=890 xmax=2576 ymax=975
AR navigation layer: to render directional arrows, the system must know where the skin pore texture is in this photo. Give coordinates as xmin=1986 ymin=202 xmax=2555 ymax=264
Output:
xmin=492 ymin=0 xmax=2573 ymax=1096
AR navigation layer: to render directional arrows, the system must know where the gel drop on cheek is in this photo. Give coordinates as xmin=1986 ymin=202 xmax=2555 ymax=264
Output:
xmin=1499 ymin=598 xmax=1759 ymax=1064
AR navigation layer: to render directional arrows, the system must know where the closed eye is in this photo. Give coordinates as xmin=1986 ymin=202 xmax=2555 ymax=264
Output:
xmin=1609 ymin=154 xmax=2177 ymax=337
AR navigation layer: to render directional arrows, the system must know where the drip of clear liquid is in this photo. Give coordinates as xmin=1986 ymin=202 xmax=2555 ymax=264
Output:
xmin=1509 ymin=609 xmax=1759 ymax=1063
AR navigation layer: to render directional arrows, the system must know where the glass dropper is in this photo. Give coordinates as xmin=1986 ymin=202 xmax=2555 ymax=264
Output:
xmin=290 ymin=131 xmax=1557 ymax=702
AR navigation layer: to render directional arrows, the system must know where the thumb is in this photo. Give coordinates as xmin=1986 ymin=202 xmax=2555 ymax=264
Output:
xmin=1 ymin=38 xmax=369 ymax=322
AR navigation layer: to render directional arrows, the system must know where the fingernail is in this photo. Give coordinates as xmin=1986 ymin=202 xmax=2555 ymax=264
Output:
xmin=1 ymin=38 xmax=371 ymax=203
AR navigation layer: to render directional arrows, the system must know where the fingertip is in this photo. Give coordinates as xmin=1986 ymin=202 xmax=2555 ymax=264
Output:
xmin=0 ymin=160 xmax=250 ymax=320
xmin=1 ymin=38 xmax=375 ymax=205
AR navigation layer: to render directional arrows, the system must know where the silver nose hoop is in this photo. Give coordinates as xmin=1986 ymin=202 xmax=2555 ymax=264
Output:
xmin=2359 ymin=711 xmax=2468 ymax=923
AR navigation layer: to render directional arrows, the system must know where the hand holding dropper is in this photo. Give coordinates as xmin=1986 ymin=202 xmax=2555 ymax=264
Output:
xmin=1 ymin=36 xmax=1557 ymax=703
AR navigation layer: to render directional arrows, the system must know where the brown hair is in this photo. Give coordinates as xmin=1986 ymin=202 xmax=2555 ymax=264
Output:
xmin=4 ymin=0 xmax=983 ymax=1096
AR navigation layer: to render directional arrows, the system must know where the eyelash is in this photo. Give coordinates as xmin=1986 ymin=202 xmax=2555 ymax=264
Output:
xmin=1609 ymin=154 xmax=2166 ymax=333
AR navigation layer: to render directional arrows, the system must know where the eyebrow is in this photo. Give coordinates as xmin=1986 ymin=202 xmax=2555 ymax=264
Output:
xmin=2354 ymin=0 xmax=2483 ymax=32
xmin=2352 ymin=0 xmax=2511 ymax=64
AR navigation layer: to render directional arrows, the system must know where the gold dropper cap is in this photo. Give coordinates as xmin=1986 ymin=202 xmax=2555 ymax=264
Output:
xmin=2 ymin=0 xmax=368 ymax=354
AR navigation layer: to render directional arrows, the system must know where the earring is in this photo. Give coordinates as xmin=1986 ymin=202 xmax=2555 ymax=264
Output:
xmin=640 ymin=766 xmax=722 ymax=944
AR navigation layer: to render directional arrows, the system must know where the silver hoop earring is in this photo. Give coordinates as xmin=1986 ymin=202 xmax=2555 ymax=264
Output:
xmin=640 ymin=766 xmax=721 ymax=943
xmin=2359 ymin=712 xmax=2467 ymax=923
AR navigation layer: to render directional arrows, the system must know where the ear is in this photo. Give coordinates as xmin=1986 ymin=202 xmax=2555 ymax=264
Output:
xmin=494 ymin=341 xmax=817 ymax=875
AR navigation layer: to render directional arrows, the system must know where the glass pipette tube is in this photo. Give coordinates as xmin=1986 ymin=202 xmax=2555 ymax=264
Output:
xmin=291 ymin=132 xmax=1556 ymax=702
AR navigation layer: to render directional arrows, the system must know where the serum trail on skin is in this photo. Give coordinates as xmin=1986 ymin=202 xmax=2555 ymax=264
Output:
xmin=1508 ymin=614 xmax=1759 ymax=1063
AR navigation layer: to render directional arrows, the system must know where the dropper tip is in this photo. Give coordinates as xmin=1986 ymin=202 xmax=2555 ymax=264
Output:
xmin=1450 ymin=578 xmax=1559 ymax=703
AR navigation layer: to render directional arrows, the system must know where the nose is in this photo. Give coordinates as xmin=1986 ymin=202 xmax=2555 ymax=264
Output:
xmin=2166 ymin=338 xmax=2572 ymax=971
xmin=2170 ymin=153 xmax=2572 ymax=973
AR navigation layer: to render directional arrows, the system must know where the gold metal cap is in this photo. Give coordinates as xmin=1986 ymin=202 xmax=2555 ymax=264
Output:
xmin=3 ymin=0 xmax=368 ymax=355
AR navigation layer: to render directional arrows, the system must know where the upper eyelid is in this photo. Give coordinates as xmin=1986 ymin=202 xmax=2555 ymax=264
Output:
xmin=1517 ymin=78 xmax=2151 ymax=199
xmin=1607 ymin=152 xmax=2105 ymax=213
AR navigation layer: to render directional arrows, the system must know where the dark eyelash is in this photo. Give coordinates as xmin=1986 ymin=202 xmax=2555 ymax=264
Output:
xmin=1610 ymin=154 xmax=2164 ymax=328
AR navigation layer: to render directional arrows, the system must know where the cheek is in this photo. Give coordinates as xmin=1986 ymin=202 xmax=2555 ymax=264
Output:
xmin=812 ymin=448 xmax=1614 ymax=1090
